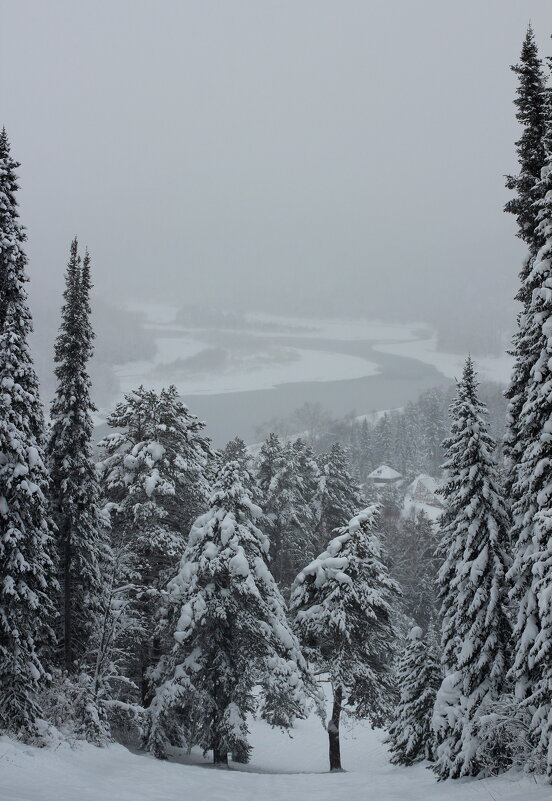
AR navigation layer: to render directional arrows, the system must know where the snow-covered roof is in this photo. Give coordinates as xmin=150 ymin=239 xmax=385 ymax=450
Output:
xmin=403 ymin=473 xmax=444 ymax=521
xmin=406 ymin=473 xmax=440 ymax=496
xmin=367 ymin=465 xmax=402 ymax=481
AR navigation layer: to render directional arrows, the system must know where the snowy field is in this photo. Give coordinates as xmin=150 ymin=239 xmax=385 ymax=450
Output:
xmin=1 ymin=707 xmax=547 ymax=801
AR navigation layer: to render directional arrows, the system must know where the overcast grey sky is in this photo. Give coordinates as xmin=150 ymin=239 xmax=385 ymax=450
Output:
xmin=2 ymin=0 xmax=552 ymax=322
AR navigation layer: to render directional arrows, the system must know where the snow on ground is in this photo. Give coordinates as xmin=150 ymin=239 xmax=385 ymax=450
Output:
xmin=374 ymin=334 xmax=513 ymax=385
xmin=1 ymin=705 xmax=548 ymax=801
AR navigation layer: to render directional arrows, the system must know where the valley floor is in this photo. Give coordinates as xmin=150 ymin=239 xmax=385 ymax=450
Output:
xmin=1 ymin=707 xmax=548 ymax=801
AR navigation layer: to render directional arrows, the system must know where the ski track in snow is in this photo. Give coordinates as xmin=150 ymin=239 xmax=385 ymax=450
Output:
xmin=0 ymin=710 xmax=548 ymax=801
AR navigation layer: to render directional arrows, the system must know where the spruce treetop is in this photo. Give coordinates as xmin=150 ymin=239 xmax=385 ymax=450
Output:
xmin=505 ymin=24 xmax=548 ymax=252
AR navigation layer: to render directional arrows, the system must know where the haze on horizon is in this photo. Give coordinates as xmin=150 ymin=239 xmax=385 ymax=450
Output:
xmin=2 ymin=0 xmax=552 ymax=341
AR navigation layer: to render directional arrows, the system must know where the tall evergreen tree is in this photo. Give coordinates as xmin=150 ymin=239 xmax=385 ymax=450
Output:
xmin=147 ymin=461 xmax=317 ymax=763
xmin=47 ymin=239 xmax=106 ymax=670
xmin=505 ymin=24 xmax=548 ymax=250
xmin=432 ymin=358 xmax=511 ymax=779
xmin=418 ymin=389 xmax=446 ymax=476
xmin=98 ymin=385 xmax=214 ymax=704
xmin=291 ymin=505 xmax=399 ymax=771
xmin=387 ymin=510 xmax=439 ymax=629
xmin=256 ymin=432 xmax=282 ymax=496
xmin=387 ymin=626 xmax=440 ymax=765
xmin=0 ymin=129 xmax=57 ymax=739
xmin=507 ymin=101 xmax=552 ymax=778
xmin=264 ymin=441 xmax=318 ymax=587
xmin=221 ymin=436 xmax=249 ymax=471
xmin=292 ymin=438 xmax=319 ymax=505
xmin=504 ymin=27 xmax=549 ymax=499
xmin=314 ymin=442 xmax=363 ymax=551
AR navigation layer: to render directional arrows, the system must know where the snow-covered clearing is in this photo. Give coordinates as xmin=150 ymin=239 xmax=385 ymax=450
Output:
xmin=374 ymin=334 xmax=513 ymax=385
xmin=1 ymin=709 xmax=547 ymax=801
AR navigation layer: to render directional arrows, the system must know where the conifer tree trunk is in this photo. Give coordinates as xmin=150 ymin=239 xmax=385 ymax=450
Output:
xmin=328 ymin=685 xmax=343 ymax=771
xmin=213 ymin=741 xmax=229 ymax=765
xmin=63 ymin=522 xmax=73 ymax=670
xmin=212 ymin=675 xmax=228 ymax=765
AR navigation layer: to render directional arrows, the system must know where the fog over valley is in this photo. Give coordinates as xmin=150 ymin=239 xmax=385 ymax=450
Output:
xmin=5 ymin=0 xmax=548 ymax=440
xmin=3 ymin=2 xmax=552 ymax=799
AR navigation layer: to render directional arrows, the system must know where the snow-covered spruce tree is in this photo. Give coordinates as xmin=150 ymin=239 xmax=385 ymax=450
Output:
xmin=432 ymin=357 xmax=511 ymax=780
xmin=98 ymin=385 xmax=214 ymax=704
xmin=418 ymin=389 xmax=447 ymax=476
xmin=264 ymin=440 xmax=318 ymax=588
xmin=221 ymin=436 xmax=257 ymax=497
xmin=256 ymin=432 xmax=282 ymax=496
xmin=504 ymin=27 xmax=549 ymax=505
xmin=0 ymin=129 xmax=57 ymax=740
xmin=507 ymin=107 xmax=552 ymax=778
xmin=387 ymin=626 xmax=440 ymax=765
xmin=47 ymin=239 xmax=107 ymax=672
xmin=292 ymin=437 xmax=319 ymax=500
xmin=392 ymin=413 xmax=418 ymax=478
xmin=291 ymin=505 xmax=399 ymax=771
xmin=314 ymin=442 xmax=363 ymax=553
xmin=221 ymin=436 xmax=249 ymax=470
xmin=387 ymin=510 xmax=439 ymax=629
xmin=505 ymin=24 xmax=548 ymax=254
xmin=349 ymin=416 xmax=373 ymax=481
xmin=147 ymin=460 xmax=318 ymax=764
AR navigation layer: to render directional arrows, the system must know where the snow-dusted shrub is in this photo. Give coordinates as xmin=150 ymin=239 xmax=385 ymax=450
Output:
xmin=470 ymin=695 xmax=535 ymax=776
xmin=37 ymin=671 xmax=110 ymax=746
xmin=104 ymin=700 xmax=145 ymax=749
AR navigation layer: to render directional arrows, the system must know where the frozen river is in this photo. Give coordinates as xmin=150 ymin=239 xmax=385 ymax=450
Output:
xmin=108 ymin=305 xmax=509 ymax=447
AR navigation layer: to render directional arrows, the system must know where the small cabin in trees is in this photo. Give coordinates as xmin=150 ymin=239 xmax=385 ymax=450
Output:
xmin=367 ymin=465 xmax=403 ymax=486
xmin=408 ymin=475 xmax=443 ymax=509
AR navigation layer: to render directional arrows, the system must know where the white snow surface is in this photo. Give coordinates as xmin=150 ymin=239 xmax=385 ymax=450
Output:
xmin=0 ymin=697 xmax=547 ymax=801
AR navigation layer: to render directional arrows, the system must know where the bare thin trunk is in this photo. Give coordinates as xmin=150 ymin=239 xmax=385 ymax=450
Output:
xmin=328 ymin=685 xmax=343 ymax=771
